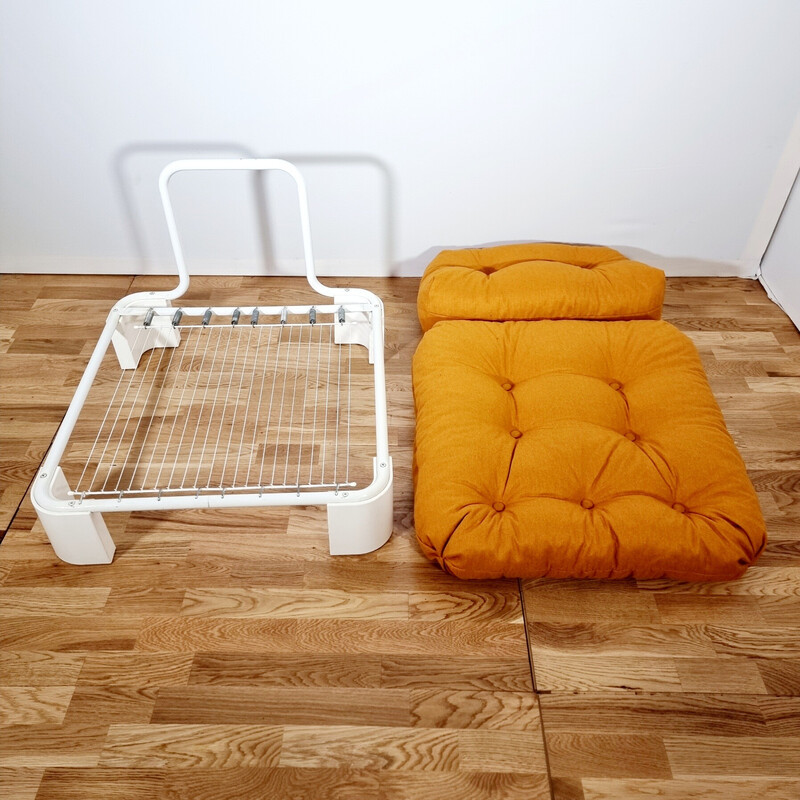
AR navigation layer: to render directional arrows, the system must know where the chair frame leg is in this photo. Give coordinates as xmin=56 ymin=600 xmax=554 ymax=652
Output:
xmin=327 ymin=459 xmax=393 ymax=555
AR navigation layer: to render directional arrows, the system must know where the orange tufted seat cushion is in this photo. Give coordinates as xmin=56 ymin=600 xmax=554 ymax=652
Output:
xmin=413 ymin=319 xmax=766 ymax=581
xmin=418 ymin=243 xmax=665 ymax=331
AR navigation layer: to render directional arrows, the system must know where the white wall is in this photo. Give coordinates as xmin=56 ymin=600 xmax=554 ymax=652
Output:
xmin=761 ymin=175 xmax=800 ymax=328
xmin=1 ymin=0 xmax=799 ymax=278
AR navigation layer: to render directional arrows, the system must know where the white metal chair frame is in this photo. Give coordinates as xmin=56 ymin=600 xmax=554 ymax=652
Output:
xmin=31 ymin=159 xmax=393 ymax=564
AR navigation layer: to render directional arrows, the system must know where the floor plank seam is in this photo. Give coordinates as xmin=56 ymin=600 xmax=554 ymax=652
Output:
xmin=0 ymin=275 xmax=137 ymax=549
xmin=519 ymin=577 xmax=557 ymax=800
xmin=0 ymin=412 xmax=66 ymax=549
xmin=0 ymin=478 xmax=35 ymax=546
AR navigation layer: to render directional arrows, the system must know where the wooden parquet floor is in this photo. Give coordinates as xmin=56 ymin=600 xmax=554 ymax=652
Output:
xmin=0 ymin=273 xmax=798 ymax=799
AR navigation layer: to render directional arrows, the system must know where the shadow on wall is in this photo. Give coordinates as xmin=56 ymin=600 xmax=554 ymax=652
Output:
xmin=113 ymin=142 xmax=268 ymax=274
xmin=113 ymin=144 xmax=395 ymax=278
xmin=393 ymin=240 xmax=611 ymax=277
xmin=116 ymin=152 xmax=749 ymax=281
xmin=394 ymin=240 xmax=752 ymax=278
xmin=273 ymin=153 xmax=395 ymax=278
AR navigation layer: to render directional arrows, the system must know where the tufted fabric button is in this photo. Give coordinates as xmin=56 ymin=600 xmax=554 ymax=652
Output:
xmin=609 ymin=381 xmax=622 ymax=391
xmin=510 ymin=429 xmax=522 ymax=439
xmin=672 ymin=502 xmax=686 ymax=513
xmin=501 ymin=381 xmax=513 ymax=391
xmin=624 ymin=431 xmax=637 ymax=441
xmin=492 ymin=502 xmax=506 ymax=512
xmin=580 ymin=499 xmax=594 ymax=509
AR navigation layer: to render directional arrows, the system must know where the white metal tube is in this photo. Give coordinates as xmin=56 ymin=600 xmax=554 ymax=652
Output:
xmin=158 ymin=158 xmax=337 ymax=300
xmin=366 ymin=299 xmax=390 ymax=465
xmin=43 ymin=482 xmax=387 ymax=513
xmin=32 ymin=312 xmax=122 ymax=507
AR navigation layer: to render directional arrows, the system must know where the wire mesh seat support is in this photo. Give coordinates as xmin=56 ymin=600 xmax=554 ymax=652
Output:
xmin=32 ymin=159 xmax=393 ymax=564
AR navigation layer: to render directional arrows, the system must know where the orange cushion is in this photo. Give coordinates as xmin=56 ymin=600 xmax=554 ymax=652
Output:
xmin=413 ymin=319 xmax=765 ymax=581
xmin=418 ymin=243 xmax=665 ymax=331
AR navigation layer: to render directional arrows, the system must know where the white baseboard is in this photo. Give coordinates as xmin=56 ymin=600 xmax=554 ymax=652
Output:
xmin=0 ymin=256 xmax=392 ymax=278
xmin=0 ymin=249 xmax=758 ymax=279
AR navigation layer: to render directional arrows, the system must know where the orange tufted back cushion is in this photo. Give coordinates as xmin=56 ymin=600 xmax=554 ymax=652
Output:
xmin=418 ymin=243 xmax=665 ymax=331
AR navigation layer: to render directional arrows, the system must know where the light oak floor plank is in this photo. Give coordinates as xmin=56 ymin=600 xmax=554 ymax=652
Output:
xmin=0 ymin=687 xmax=74 ymax=726
xmin=99 ymin=723 xmax=283 ymax=768
xmin=581 ymin=777 xmax=800 ymax=799
xmin=0 ymin=767 xmax=44 ymax=800
xmin=0 ymin=652 xmax=86 ymax=687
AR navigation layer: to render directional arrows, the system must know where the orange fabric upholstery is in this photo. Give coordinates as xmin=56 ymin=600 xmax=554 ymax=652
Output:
xmin=418 ymin=243 xmax=665 ymax=331
xmin=413 ymin=319 xmax=765 ymax=581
